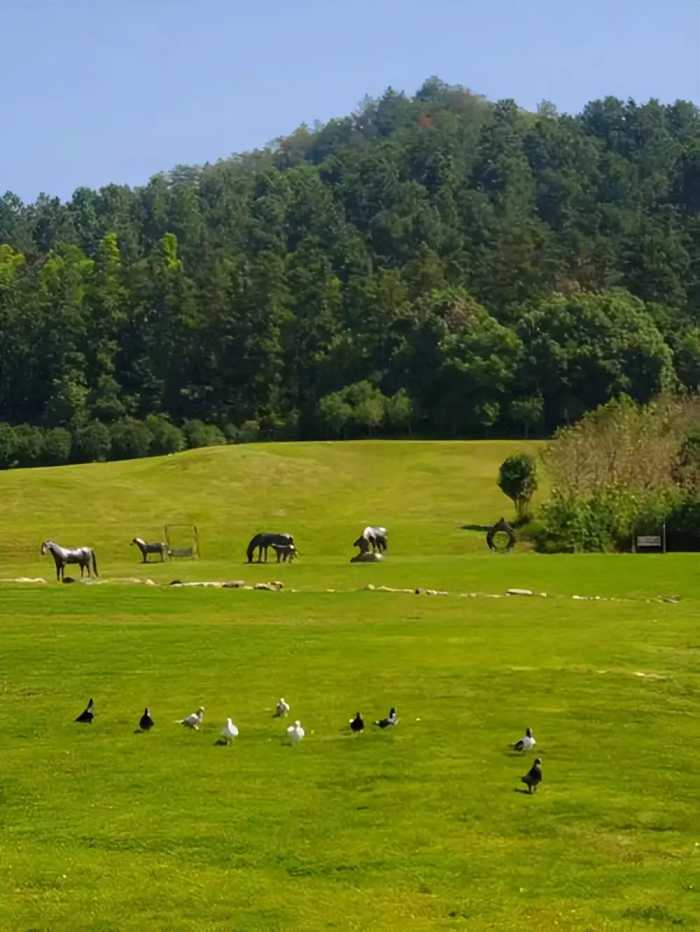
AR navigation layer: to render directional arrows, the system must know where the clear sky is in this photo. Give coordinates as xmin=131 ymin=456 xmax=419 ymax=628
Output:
xmin=4 ymin=0 xmax=699 ymax=203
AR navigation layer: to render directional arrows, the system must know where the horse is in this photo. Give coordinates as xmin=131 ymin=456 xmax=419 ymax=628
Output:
xmin=353 ymin=526 xmax=388 ymax=555
xmin=131 ymin=537 xmax=168 ymax=563
xmin=41 ymin=539 xmax=98 ymax=582
xmin=271 ymin=542 xmax=298 ymax=563
xmin=246 ymin=532 xmax=294 ymax=563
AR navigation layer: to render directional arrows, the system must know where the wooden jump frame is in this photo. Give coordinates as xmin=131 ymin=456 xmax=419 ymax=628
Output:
xmin=164 ymin=524 xmax=200 ymax=559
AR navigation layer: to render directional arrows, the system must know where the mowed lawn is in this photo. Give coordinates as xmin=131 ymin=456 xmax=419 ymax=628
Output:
xmin=1 ymin=442 xmax=699 ymax=930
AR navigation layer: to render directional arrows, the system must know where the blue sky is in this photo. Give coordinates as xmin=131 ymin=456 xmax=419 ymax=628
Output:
xmin=4 ymin=0 xmax=699 ymax=202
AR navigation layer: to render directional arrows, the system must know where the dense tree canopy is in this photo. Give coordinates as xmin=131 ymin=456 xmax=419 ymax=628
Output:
xmin=1 ymin=79 xmax=698 ymax=464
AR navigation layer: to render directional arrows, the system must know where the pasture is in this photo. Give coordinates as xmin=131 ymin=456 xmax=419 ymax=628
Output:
xmin=1 ymin=441 xmax=698 ymax=930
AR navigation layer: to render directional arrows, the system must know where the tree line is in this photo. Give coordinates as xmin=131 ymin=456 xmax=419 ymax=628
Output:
xmin=1 ymin=78 xmax=699 ymax=465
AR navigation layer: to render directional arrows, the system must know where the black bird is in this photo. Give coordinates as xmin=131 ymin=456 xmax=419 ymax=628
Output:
xmin=374 ymin=707 xmax=398 ymax=729
xmin=139 ymin=707 xmax=155 ymax=731
xmin=521 ymin=757 xmax=543 ymax=794
xmin=75 ymin=697 xmax=94 ymax=724
xmin=349 ymin=712 xmax=364 ymax=733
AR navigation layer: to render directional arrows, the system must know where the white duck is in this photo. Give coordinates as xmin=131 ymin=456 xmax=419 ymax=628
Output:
xmin=286 ymin=720 xmax=305 ymax=744
xmin=217 ymin=718 xmax=239 ymax=745
xmin=513 ymin=727 xmax=536 ymax=751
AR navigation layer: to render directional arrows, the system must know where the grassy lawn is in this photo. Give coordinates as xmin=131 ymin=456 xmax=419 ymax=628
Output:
xmin=1 ymin=442 xmax=698 ymax=930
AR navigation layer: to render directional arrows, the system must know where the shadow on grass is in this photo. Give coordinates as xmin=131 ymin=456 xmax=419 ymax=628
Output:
xmin=460 ymin=524 xmax=491 ymax=533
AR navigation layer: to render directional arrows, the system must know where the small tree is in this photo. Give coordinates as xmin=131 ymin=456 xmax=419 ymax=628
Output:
xmin=498 ymin=453 xmax=538 ymax=521
xmin=183 ymin=420 xmax=226 ymax=449
xmin=510 ymin=395 xmax=544 ymax=438
xmin=146 ymin=414 xmax=185 ymax=454
xmin=0 ymin=423 xmax=17 ymax=468
xmin=109 ymin=418 xmax=153 ymax=460
xmin=76 ymin=420 xmax=112 ymax=462
xmin=13 ymin=424 xmax=45 ymax=467
xmin=43 ymin=427 xmax=72 ymax=465
xmin=383 ymin=388 xmax=413 ymax=435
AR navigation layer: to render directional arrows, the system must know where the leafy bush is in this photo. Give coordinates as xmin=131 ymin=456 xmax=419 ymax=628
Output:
xmin=0 ymin=423 xmax=17 ymax=467
xmin=536 ymin=497 xmax=618 ymax=553
xmin=384 ymin=389 xmax=413 ymax=433
xmin=183 ymin=420 xmax=226 ymax=449
xmin=237 ymin=420 xmax=261 ymax=443
xmin=109 ymin=418 xmax=153 ymax=460
xmin=75 ymin=421 xmax=112 ymax=462
xmin=13 ymin=424 xmax=45 ymax=466
xmin=43 ymin=427 xmax=72 ymax=465
xmin=145 ymin=414 xmax=186 ymax=455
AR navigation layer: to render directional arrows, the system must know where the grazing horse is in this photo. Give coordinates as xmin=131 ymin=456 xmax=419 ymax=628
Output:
xmin=271 ymin=542 xmax=297 ymax=563
xmin=353 ymin=526 xmax=388 ymax=555
xmin=131 ymin=537 xmax=167 ymax=563
xmin=246 ymin=532 xmax=294 ymax=563
xmin=41 ymin=539 xmax=98 ymax=582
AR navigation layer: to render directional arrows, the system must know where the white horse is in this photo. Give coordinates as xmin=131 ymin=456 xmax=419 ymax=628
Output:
xmin=41 ymin=539 xmax=98 ymax=582
xmin=353 ymin=526 xmax=388 ymax=554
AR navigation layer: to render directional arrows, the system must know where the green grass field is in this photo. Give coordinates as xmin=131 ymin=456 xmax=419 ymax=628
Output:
xmin=1 ymin=442 xmax=699 ymax=930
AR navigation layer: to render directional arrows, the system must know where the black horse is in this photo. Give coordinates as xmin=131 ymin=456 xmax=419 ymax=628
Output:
xmin=246 ymin=532 xmax=295 ymax=563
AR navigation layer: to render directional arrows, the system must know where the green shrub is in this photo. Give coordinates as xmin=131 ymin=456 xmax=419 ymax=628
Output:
xmin=43 ymin=427 xmax=72 ymax=465
xmin=75 ymin=421 xmax=112 ymax=462
xmin=237 ymin=420 xmax=260 ymax=443
xmin=13 ymin=424 xmax=45 ymax=467
xmin=109 ymin=418 xmax=154 ymax=460
xmin=183 ymin=420 xmax=226 ymax=449
xmin=0 ymin=422 xmax=17 ymax=468
xmin=145 ymin=414 xmax=186 ymax=455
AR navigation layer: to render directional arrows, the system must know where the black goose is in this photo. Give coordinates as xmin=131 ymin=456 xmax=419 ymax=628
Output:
xmin=349 ymin=712 xmax=364 ymax=733
xmin=521 ymin=758 xmax=543 ymax=794
xmin=75 ymin=697 xmax=94 ymax=724
xmin=139 ymin=707 xmax=155 ymax=731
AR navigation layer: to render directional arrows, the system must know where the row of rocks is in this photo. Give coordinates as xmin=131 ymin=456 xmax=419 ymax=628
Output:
xmin=168 ymin=579 xmax=285 ymax=591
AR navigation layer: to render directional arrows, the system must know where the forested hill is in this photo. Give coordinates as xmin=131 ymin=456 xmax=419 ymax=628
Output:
xmin=1 ymin=78 xmax=699 ymax=464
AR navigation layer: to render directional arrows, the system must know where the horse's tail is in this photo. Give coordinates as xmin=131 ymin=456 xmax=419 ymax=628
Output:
xmin=92 ymin=550 xmax=99 ymax=577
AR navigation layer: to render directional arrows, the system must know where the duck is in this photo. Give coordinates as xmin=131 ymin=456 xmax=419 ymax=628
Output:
xmin=275 ymin=698 xmax=290 ymax=717
xmin=177 ymin=706 xmax=205 ymax=730
xmin=216 ymin=718 xmax=239 ymax=745
xmin=287 ymin=720 xmax=305 ymax=744
xmin=374 ymin=707 xmax=398 ymax=729
xmin=513 ymin=727 xmax=536 ymax=751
